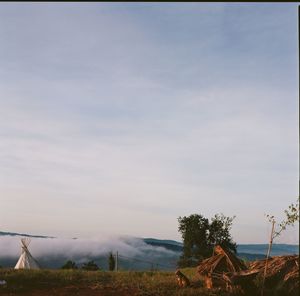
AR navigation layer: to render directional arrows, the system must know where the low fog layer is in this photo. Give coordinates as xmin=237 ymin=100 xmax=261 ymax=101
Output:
xmin=0 ymin=235 xmax=178 ymax=262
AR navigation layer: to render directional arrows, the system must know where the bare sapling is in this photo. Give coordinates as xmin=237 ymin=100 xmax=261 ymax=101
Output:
xmin=261 ymin=197 xmax=299 ymax=296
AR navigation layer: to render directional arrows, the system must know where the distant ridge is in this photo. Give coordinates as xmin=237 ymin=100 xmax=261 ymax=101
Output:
xmin=143 ymin=238 xmax=183 ymax=252
xmin=0 ymin=231 xmax=55 ymax=239
xmin=142 ymin=238 xmax=299 ymax=260
xmin=237 ymin=244 xmax=299 ymax=256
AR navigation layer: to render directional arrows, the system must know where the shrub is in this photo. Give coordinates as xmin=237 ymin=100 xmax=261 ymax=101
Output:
xmin=61 ymin=260 xmax=78 ymax=270
xmin=81 ymin=260 xmax=100 ymax=271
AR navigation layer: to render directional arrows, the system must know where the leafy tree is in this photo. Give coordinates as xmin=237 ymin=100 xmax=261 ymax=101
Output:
xmin=264 ymin=197 xmax=300 ymax=265
xmin=177 ymin=213 xmax=236 ymax=267
xmin=81 ymin=260 xmax=100 ymax=271
xmin=178 ymin=214 xmax=209 ymax=267
xmin=61 ymin=260 xmax=78 ymax=270
xmin=108 ymin=252 xmax=115 ymax=271
xmin=266 ymin=197 xmax=299 ymax=240
xmin=208 ymin=213 xmax=237 ymax=253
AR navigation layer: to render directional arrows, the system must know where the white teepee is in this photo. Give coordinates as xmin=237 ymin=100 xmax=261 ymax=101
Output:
xmin=14 ymin=238 xmax=40 ymax=269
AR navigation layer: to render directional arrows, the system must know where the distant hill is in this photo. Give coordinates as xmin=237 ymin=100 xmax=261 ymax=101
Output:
xmin=237 ymin=244 xmax=299 ymax=256
xmin=143 ymin=238 xmax=183 ymax=252
xmin=142 ymin=238 xmax=299 ymax=257
xmin=0 ymin=231 xmax=54 ymax=239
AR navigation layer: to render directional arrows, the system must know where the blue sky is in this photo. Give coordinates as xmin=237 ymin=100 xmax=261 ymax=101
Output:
xmin=0 ymin=3 xmax=298 ymax=243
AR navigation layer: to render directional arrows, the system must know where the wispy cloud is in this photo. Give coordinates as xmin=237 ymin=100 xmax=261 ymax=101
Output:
xmin=0 ymin=3 xmax=298 ymax=243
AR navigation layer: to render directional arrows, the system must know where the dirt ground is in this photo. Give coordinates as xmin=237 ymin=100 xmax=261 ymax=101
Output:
xmin=0 ymin=285 xmax=139 ymax=296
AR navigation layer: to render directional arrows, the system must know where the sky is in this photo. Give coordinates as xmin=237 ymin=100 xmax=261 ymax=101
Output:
xmin=0 ymin=3 xmax=298 ymax=244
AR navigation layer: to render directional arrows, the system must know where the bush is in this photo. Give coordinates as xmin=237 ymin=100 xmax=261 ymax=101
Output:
xmin=61 ymin=260 xmax=78 ymax=270
xmin=81 ymin=261 xmax=100 ymax=271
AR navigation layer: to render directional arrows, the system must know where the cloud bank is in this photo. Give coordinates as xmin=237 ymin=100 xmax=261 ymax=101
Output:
xmin=0 ymin=235 xmax=177 ymax=263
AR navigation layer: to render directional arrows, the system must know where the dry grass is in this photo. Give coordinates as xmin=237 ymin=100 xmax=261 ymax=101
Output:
xmin=0 ymin=267 xmax=233 ymax=295
xmin=0 ymin=267 xmax=263 ymax=296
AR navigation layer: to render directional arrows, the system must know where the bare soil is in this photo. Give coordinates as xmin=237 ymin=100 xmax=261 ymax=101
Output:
xmin=0 ymin=285 xmax=139 ymax=296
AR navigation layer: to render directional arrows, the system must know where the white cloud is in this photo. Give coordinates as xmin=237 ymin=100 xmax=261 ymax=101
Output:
xmin=0 ymin=3 xmax=298 ymax=243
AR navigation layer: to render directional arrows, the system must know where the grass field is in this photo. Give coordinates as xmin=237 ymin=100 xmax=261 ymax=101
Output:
xmin=0 ymin=268 xmax=237 ymax=296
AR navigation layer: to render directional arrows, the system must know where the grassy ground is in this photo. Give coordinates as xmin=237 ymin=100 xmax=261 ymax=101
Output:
xmin=0 ymin=268 xmax=236 ymax=296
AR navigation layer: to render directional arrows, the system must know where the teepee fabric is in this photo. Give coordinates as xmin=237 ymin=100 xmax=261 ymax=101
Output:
xmin=14 ymin=238 xmax=40 ymax=269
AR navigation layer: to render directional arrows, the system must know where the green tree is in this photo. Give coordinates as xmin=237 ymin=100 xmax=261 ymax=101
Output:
xmin=178 ymin=214 xmax=210 ymax=267
xmin=108 ymin=252 xmax=115 ymax=271
xmin=61 ymin=260 xmax=78 ymax=270
xmin=81 ymin=260 xmax=100 ymax=271
xmin=208 ymin=213 xmax=237 ymax=253
xmin=266 ymin=197 xmax=299 ymax=239
xmin=177 ymin=213 xmax=236 ymax=267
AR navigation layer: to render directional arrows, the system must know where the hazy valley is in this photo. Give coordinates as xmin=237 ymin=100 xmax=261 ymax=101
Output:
xmin=0 ymin=231 xmax=298 ymax=270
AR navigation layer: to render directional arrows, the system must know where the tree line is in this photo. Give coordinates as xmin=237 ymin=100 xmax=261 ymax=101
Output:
xmin=61 ymin=251 xmax=116 ymax=271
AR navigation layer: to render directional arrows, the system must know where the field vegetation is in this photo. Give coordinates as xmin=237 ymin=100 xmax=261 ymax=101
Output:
xmin=0 ymin=267 xmax=243 ymax=296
